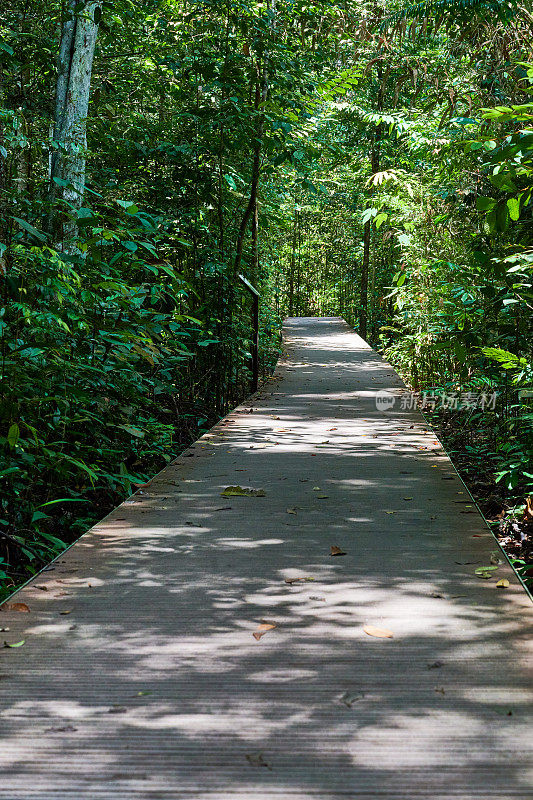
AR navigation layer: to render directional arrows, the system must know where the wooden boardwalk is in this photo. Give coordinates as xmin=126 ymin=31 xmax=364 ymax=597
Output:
xmin=1 ymin=317 xmax=532 ymax=799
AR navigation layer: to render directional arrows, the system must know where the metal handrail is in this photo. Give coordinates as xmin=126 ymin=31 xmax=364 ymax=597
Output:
xmin=238 ymin=274 xmax=260 ymax=392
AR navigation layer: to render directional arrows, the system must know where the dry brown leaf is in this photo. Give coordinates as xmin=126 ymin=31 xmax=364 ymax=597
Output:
xmin=286 ymin=508 xmax=297 ymax=515
xmin=246 ymin=752 xmax=272 ymax=769
xmin=340 ymin=691 xmax=364 ymax=707
xmin=364 ymin=625 xmax=394 ymax=639
xmin=253 ymin=620 xmax=277 ymax=640
xmin=1 ymin=603 xmax=30 ymax=613
xmin=330 ymin=545 xmax=346 ymax=557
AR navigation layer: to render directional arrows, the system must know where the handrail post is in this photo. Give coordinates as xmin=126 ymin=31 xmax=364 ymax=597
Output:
xmin=238 ymin=274 xmax=260 ymax=392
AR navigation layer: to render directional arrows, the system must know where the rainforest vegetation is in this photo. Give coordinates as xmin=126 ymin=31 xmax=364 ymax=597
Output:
xmin=0 ymin=0 xmax=531 ymax=595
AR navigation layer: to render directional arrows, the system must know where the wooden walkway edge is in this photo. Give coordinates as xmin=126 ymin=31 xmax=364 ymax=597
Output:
xmin=0 ymin=316 xmax=531 ymax=799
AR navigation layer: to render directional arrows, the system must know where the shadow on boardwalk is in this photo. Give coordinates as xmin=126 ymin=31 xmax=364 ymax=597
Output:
xmin=0 ymin=317 xmax=531 ymax=799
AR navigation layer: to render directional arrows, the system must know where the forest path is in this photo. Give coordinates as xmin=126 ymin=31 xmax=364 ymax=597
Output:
xmin=0 ymin=316 xmax=531 ymax=799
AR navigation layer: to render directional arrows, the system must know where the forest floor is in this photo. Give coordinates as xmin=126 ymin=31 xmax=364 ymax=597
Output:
xmin=427 ymin=410 xmax=533 ymax=594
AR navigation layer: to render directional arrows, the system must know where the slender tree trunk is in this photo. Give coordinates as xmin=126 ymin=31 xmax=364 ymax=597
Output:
xmin=49 ymin=1 xmax=100 ymax=247
xmin=360 ymin=218 xmax=370 ymax=339
xmin=250 ymin=199 xmax=259 ymax=282
xmin=234 ymin=64 xmax=268 ymax=276
xmin=234 ymin=0 xmax=275 ymax=276
xmin=360 ymin=61 xmax=383 ymax=340
xmin=296 ymin=211 xmax=302 ymax=314
xmin=288 ymin=210 xmax=297 ymax=314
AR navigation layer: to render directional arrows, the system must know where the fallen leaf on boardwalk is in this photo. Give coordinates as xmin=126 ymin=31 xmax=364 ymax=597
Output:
xmin=475 ymin=565 xmax=499 ymax=578
xmin=403 ymin=497 xmax=413 ymax=501
xmin=4 ymin=640 xmax=25 ymax=648
xmin=428 ymin=660 xmax=444 ymax=669
xmin=330 ymin=545 xmax=346 ymax=556
xmin=328 ymin=427 xmax=338 ymax=431
xmin=45 ymin=724 xmax=78 ymax=733
xmin=435 ymin=686 xmax=445 ymax=694
xmin=309 ymin=595 xmax=325 ymax=601
xmin=385 ymin=511 xmax=395 ymax=514
xmin=246 ymin=752 xmax=272 ymax=769
xmin=60 ymin=609 xmax=73 ymax=615
xmin=496 ymin=579 xmax=510 ymax=588
xmin=108 ymin=706 xmax=128 ymax=714
xmin=340 ymin=691 xmax=365 ymax=707
xmin=363 ymin=625 xmax=393 ymax=639
xmin=284 ymin=577 xmax=315 ymax=585
xmin=133 ymin=481 xmax=151 ymax=489
xmin=253 ymin=620 xmax=277 ymax=641
xmin=312 ymin=486 xmax=321 ymax=491
xmin=1 ymin=603 xmax=30 ymax=613
xmin=317 ymin=494 xmax=329 ymax=499
xmin=286 ymin=508 xmax=297 ymax=515
xmin=214 ymin=506 xmax=232 ymax=511
xmin=490 ymin=551 xmax=503 ymax=565
xmin=221 ymin=486 xmax=265 ymax=497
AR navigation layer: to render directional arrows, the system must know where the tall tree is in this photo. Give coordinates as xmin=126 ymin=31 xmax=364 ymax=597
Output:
xmin=49 ymin=0 xmax=100 ymax=246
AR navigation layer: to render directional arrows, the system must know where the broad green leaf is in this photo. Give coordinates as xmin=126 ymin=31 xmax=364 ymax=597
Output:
xmin=507 ymin=198 xmax=520 ymax=221
xmin=12 ymin=217 xmax=47 ymax=242
xmin=224 ymin=174 xmax=237 ymax=190
xmin=476 ymin=197 xmax=496 ymax=212
xmin=7 ymin=423 xmax=20 ymax=448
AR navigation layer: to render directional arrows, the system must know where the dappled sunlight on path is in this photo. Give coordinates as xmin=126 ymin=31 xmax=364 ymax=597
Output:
xmin=0 ymin=317 xmax=531 ymax=799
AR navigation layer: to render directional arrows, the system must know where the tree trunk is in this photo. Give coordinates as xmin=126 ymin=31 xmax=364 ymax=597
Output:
xmin=233 ymin=0 xmax=275 ymax=277
xmin=288 ymin=210 xmax=297 ymax=314
xmin=49 ymin=1 xmax=100 ymax=247
xmin=250 ymin=198 xmax=259 ymax=283
xmin=360 ymin=61 xmax=383 ymax=340
xmin=233 ymin=66 xmax=267 ymax=276
xmin=360 ymin=218 xmax=370 ymax=339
